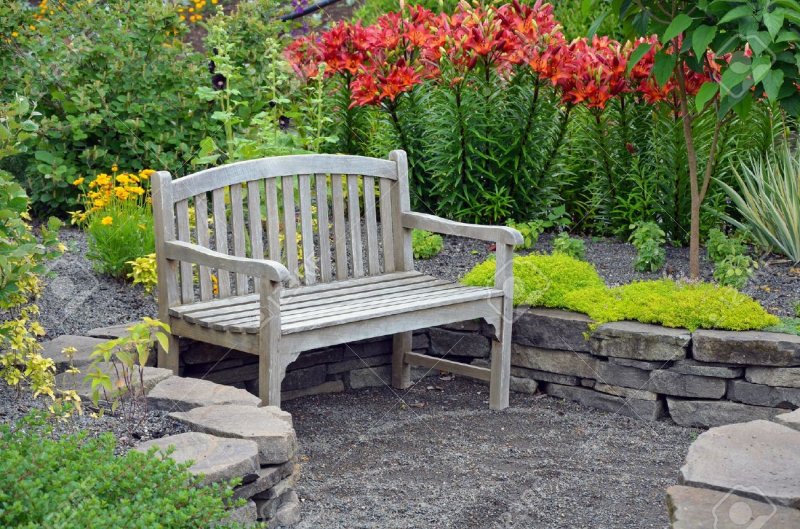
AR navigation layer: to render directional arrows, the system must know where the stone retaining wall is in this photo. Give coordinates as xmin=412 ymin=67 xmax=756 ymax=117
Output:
xmin=177 ymin=308 xmax=800 ymax=428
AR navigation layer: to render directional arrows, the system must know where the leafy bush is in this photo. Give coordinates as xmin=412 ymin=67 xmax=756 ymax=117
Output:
xmin=507 ymin=206 xmax=571 ymax=249
xmin=412 ymin=229 xmax=444 ymax=259
xmin=629 ymin=221 xmax=666 ymax=272
xmin=128 ymin=253 xmax=158 ymax=294
xmin=706 ymin=228 xmax=747 ymax=264
xmin=713 ymin=254 xmax=757 ymax=290
xmin=552 ymin=232 xmax=585 ymax=260
xmin=720 ymin=141 xmax=800 ymax=263
xmin=462 ymin=253 xmax=779 ymax=331
xmin=0 ymin=414 xmax=246 ymax=529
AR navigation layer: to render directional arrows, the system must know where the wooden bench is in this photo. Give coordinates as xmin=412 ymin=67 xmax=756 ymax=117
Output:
xmin=152 ymin=150 xmax=522 ymax=409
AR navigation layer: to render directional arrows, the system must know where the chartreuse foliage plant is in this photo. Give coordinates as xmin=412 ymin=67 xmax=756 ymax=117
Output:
xmin=412 ymin=229 xmax=444 ymax=259
xmin=0 ymin=413 xmax=247 ymax=529
xmin=462 ymin=253 xmax=779 ymax=331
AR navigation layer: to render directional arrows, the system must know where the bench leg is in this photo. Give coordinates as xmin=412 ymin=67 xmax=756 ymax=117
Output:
xmin=258 ymin=350 xmax=283 ymax=407
xmin=489 ymin=300 xmax=512 ymax=410
xmin=158 ymin=333 xmax=180 ymax=374
xmin=391 ymin=331 xmax=412 ymax=389
xmin=259 ymin=279 xmax=283 ymax=407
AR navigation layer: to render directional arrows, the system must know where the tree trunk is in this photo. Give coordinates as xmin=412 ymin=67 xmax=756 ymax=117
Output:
xmin=676 ymin=67 xmax=701 ymax=279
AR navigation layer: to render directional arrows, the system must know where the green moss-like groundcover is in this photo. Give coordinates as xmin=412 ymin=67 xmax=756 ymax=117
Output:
xmin=462 ymin=253 xmax=779 ymax=331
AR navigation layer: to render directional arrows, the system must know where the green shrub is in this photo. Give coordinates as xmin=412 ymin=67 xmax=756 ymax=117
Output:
xmin=412 ymin=229 xmax=444 ymax=259
xmin=0 ymin=414 xmax=246 ymax=529
xmin=713 ymin=254 xmax=757 ymax=290
xmin=462 ymin=254 xmax=779 ymax=331
xmin=462 ymin=253 xmax=605 ymax=307
xmin=720 ymin=141 xmax=800 ymax=263
xmin=552 ymin=232 xmax=585 ymax=260
xmin=629 ymin=221 xmax=666 ymax=272
xmin=706 ymin=228 xmax=747 ymax=264
xmin=507 ymin=206 xmax=571 ymax=249
xmin=765 ymin=317 xmax=800 ymax=337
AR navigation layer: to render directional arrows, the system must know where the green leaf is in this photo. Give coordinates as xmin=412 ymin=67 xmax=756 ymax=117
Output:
xmin=653 ymin=51 xmax=677 ymax=86
xmin=695 ymin=82 xmax=719 ymax=112
xmin=762 ymin=69 xmax=785 ymax=101
xmin=764 ymin=10 xmax=785 ymax=38
xmin=751 ymin=56 xmax=773 ymax=83
xmin=662 ymin=14 xmax=694 ymax=44
xmin=626 ymin=42 xmax=653 ymax=74
xmin=587 ymin=11 xmax=609 ymax=38
xmin=718 ymin=5 xmax=753 ymax=24
xmin=692 ymin=25 xmax=716 ymax=57
xmin=156 ymin=333 xmax=169 ymax=354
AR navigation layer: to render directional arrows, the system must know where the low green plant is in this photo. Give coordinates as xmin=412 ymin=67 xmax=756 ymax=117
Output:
xmin=507 ymin=206 xmax=571 ymax=250
xmin=552 ymin=232 xmax=585 ymax=260
xmin=412 ymin=229 xmax=444 ymax=260
xmin=127 ymin=253 xmax=158 ymax=294
xmin=85 ymin=318 xmax=170 ymax=429
xmin=462 ymin=253 xmax=779 ymax=331
xmin=706 ymin=228 xmax=747 ymax=264
xmin=795 ymin=301 xmax=800 ymax=318
xmin=629 ymin=221 xmax=666 ymax=272
xmin=765 ymin=317 xmax=800 ymax=337
xmin=713 ymin=254 xmax=757 ymax=290
xmin=0 ymin=413 xmax=246 ymax=529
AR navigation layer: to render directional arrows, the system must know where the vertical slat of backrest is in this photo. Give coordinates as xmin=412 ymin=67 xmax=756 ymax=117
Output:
xmin=281 ymin=175 xmax=299 ymax=284
xmin=298 ymin=174 xmax=316 ymax=285
xmin=246 ymin=180 xmax=265 ymax=292
xmin=229 ymin=183 xmax=248 ymax=294
xmin=379 ymin=178 xmax=396 ymax=273
xmin=315 ymin=174 xmax=333 ymax=282
xmin=151 ymin=171 xmax=180 ymax=371
xmin=194 ymin=193 xmax=213 ymax=301
xmin=362 ymin=176 xmax=380 ymax=275
xmin=330 ymin=174 xmax=348 ymax=280
xmin=212 ymin=188 xmax=232 ymax=297
xmin=347 ymin=175 xmax=364 ymax=278
xmin=389 ymin=150 xmax=413 ymax=271
xmin=264 ymin=179 xmax=281 ymax=263
xmin=175 ymin=199 xmax=194 ymax=304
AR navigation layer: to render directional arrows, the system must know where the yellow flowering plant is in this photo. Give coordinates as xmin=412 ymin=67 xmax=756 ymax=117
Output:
xmin=72 ymin=168 xmax=155 ymax=278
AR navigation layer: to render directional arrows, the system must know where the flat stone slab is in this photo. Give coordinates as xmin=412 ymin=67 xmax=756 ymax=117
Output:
xmin=650 ymin=369 xmax=727 ymax=399
xmin=672 ymin=359 xmax=743 ymax=379
xmin=746 ymin=367 xmax=800 ymax=388
xmin=775 ymin=409 xmax=800 ymax=432
xmin=511 ymin=366 xmax=578 ymax=386
xmin=214 ymin=500 xmax=258 ymax=528
xmin=693 ymin=330 xmax=800 ymax=366
xmin=668 ymin=485 xmax=800 ymax=529
xmin=147 ymin=376 xmax=260 ymax=412
xmin=233 ymin=461 xmax=295 ymax=501
xmin=85 ymin=323 xmax=136 ymax=340
xmin=509 ymin=376 xmax=539 ymax=395
xmin=667 ymin=399 xmax=783 ymax=428
xmin=590 ymin=321 xmax=690 ymax=361
xmin=727 ymin=380 xmax=800 ymax=408
xmin=680 ymin=420 xmax=800 ymax=508
xmin=596 ymin=361 xmax=651 ymax=389
xmin=170 ymin=405 xmax=296 ymax=465
xmin=41 ymin=335 xmax=108 ymax=372
xmin=512 ymin=308 xmax=592 ymax=352
xmin=511 ymin=345 xmax=599 ymax=379
xmin=55 ymin=362 xmax=173 ymax=401
xmin=429 ymin=327 xmax=490 ymax=358
xmin=544 ymin=383 xmax=665 ymax=421
xmin=136 ymin=432 xmax=259 ymax=486
xmin=594 ymin=382 xmax=658 ymax=401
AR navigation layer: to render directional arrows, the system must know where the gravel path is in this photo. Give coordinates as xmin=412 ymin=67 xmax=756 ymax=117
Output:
xmin=285 ymin=377 xmax=697 ymax=529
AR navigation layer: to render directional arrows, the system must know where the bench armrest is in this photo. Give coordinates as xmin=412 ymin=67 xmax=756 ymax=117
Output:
xmin=163 ymin=240 xmax=290 ymax=283
xmin=401 ymin=212 xmax=523 ymax=247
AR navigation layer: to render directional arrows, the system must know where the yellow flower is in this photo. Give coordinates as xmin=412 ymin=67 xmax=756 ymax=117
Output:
xmin=116 ymin=174 xmax=130 ymax=185
xmin=101 ymin=216 xmax=113 ymax=226
xmin=72 ymin=177 xmax=85 ymax=186
xmin=11 ymin=31 xmax=19 ymax=38
xmin=114 ymin=188 xmax=130 ymax=200
xmin=140 ymin=169 xmax=155 ymax=179
xmin=111 ymin=164 xmax=118 ymax=173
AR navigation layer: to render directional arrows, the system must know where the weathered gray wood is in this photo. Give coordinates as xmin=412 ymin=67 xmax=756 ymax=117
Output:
xmin=315 ymin=174 xmax=332 ymax=282
xmin=402 ymin=211 xmax=524 ymax=246
xmin=163 ymin=240 xmax=289 ymax=282
xmin=379 ymin=178 xmax=395 ymax=273
xmin=405 ymin=352 xmax=491 ymax=381
xmin=392 ymin=332 xmax=411 ymax=389
xmin=172 ymin=155 xmax=398 ymax=202
xmin=282 ymin=175 xmax=299 ymax=285
xmin=298 ymin=174 xmax=316 ymax=285
xmin=246 ymin=180 xmax=265 ymax=292
xmin=151 ymin=171 xmax=181 ymax=373
xmin=489 ymin=243 xmax=514 ymax=410
xmin=175 ymin=199 xmax=194 ymax=304
xmin=230 ymin=183 xmax=248 ymax=294
xmin=259 ymin=279 xmax=283 ymax=406
xmin=330 ymin=174 xmax=348 ymax=280
xmin=212 ymin=188 xmax=232 ymax=297
xmin=363 ymin=176 xmax=380 ymax=275
xmin=389 ymin=151 xmax=413 ymax=272
xmin=347 ymin=175 xmax=364 ymax=278
xmin=264 ymin=179 xmax=281 ymax=263
xmin=194 ymin=193 xmax=213 ymax=301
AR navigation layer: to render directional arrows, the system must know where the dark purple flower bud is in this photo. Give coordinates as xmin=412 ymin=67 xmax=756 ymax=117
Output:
xmin=278 ymin=116 xmax=290 ymax=130
xmin=212 ymin=73 xmax=227 ymax=91
xmin=208 ymin=60 xmax=216 ymax=74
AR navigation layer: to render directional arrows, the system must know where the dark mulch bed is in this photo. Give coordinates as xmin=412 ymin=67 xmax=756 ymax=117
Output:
xmin=286 ymin=376 xmax=698 ymax=529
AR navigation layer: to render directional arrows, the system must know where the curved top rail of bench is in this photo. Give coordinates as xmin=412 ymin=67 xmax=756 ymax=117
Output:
xmin=170 ymin=154 xmax=399 ymax=202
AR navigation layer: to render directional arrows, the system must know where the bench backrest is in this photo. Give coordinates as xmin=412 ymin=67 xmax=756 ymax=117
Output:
xmin=151 ymin=151 xmax=413 ymax=305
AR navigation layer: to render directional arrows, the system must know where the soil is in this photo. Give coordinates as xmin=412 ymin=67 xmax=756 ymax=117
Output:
xmin=285 ymin=376 xmax=698 ymax=529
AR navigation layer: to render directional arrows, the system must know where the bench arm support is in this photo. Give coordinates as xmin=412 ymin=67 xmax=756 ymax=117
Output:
xmin=400 ymin=212 xmax=523 ymax=247
xmin=163 ymin=240 xmax=290 ymax=283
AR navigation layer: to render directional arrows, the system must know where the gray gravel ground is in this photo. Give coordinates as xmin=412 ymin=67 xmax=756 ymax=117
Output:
xmin=285 ymin=377 xmax=698 ymax=529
